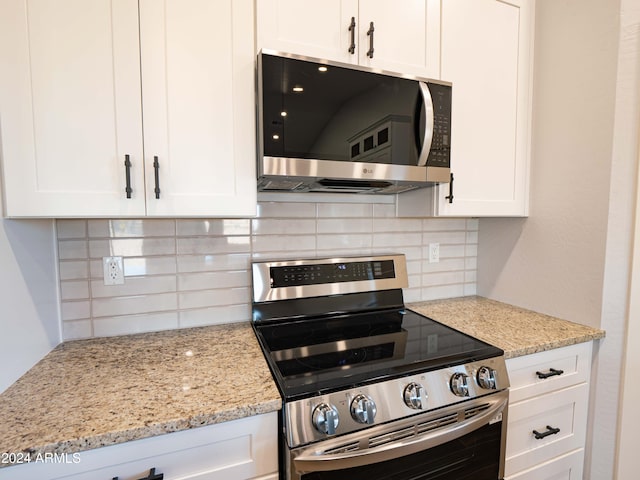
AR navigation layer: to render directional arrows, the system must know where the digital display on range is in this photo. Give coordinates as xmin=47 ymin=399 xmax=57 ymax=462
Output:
xmin=270 ymin=260 xmax=395 ymax=287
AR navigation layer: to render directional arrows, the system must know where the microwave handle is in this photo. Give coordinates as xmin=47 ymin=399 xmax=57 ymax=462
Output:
xmin=417 ymin=82 xmax=434 ymax=167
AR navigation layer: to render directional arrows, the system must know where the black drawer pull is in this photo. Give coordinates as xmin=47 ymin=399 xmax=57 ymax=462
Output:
xmin=533 ymin=425 xmax=560 ymax=440
xmin=445 ymin=172 xmax=454 ymax=203
xmin=536 ymin=368 xmax=564 ymax=379
xmin=366 ymin=22 xmax=375 ymax=58
xmin=124 ymin=154 xmax=132 ymax=199
xmin=348 ymin=17 xmax=356 ymax=54
xmin=153 ymin=156 xmax=161 ymax=199
xmin=137 ymin=467 xmax=164 ymax=480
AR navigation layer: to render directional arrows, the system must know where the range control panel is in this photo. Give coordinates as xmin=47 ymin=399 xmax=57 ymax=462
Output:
xmin=270 ymin=260 xmax=395 ymax=287
xmin=251 ymin=254 xmax=408 ymax=303
xmin=285 ymin=355 xmax=509 ymax=448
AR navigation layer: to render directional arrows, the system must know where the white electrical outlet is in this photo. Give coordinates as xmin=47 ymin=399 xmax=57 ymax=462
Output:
xmin=429 ymin=243 xmax=440 ymax=263
xmin=103 ymin=256 xmax=125 ymax=285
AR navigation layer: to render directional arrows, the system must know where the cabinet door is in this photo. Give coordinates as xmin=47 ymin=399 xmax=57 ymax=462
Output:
xmin=257 ymin=0 xmax=440 ymax=79
xmin=506 ymin=384 xmax=588 ymax=475
xmin=358 ymin=0 xmax=440 ymax=78
xmin=507 ymin=342 xmax=591 ymax=404
xmin=0 ymin=0 xmax=146 ymax=217
xmin=256 ymin=0 xmax=359 ymax=64
xmin=436 ymin=0 xmax=533 ymax=216
xmin=505 ymin=449 xmax=584 ymax=480
xmin=0 ymin=413 xmax=278 ymax=480
xmin=139 ymin=0 xmax=256 ymax=217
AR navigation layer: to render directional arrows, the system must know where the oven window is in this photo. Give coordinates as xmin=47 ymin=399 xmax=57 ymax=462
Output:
xmin=299 ymin=422 xmax=501 ymax=480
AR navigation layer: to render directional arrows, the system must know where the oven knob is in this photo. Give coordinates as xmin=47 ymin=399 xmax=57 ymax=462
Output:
xmin=403 ymin=382 xmax=428 ymax=410
xmin=477 ymin=366 xmax=497 ymax=390
xmin=450 ymin=372 xmax=470 ymax=397
xmin=350 ymin=394 xmax=377 ymax=424
xmin=312 ymin=403 xmax=339 ymax=435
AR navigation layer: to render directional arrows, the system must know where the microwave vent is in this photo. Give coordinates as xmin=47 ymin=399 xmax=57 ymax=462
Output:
xmin=317 ymin=179 xmax=392 ymax=190
xmin=259 ymin=179 xmax=306 ymax=191
xmin=311 ymin=179 xmax=418 ymax=194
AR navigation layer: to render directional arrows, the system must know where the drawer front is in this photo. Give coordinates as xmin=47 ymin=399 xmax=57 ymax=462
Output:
xmin=507 ymin=342 xmax=591 ymax=403
xmin=0 ymin=413 xmax=278 ymax=480
xmin=505 ymin=383 xmax=588 ymax=475
xmin=505 ymin=448 xmax=584 ymax=480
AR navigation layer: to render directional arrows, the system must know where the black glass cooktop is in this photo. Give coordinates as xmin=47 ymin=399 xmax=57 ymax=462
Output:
xmin=252 ymin=308 xmax=503 ymax=401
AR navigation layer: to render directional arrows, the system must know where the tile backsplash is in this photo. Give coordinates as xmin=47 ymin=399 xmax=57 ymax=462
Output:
xmin=56 ymin=200 xmax=478 ymax=340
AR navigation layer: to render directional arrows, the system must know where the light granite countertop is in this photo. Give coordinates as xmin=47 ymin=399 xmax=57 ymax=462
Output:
xmin=0 ymin=296 xmax=605 ymax=467
xmin=0 ymin=322 xmax=281 ymax=465
xmin=409 ymin=296 xmax=605 ymax=358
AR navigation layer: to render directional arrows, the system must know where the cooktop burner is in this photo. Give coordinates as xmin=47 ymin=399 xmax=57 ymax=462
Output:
xmin=253 ymin=308 xmax=502 ymax=400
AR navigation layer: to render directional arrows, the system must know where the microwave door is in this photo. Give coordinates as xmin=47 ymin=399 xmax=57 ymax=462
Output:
xmin=416 ymin=82 xmax=434 ymax=167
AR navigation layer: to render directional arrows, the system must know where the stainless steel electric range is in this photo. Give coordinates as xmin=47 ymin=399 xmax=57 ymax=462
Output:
xmin=251 ymin=254 xmax=509 ymax=480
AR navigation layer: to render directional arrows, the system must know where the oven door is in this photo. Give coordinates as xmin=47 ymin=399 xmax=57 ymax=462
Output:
xmin=286 ymin=390 xmax=508 ymax=480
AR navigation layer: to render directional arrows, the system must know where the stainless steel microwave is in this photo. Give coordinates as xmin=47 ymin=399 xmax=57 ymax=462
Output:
xmin=257 ymin=50 xmax=451 ymax=194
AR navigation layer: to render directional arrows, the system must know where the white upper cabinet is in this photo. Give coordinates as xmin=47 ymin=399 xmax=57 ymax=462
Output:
xmin=256 ymin=0 xmax=359 ymax=64
xmin=139 ymin=0 xmax=256 ymax=217
xmin=256 ymin=0 xmax=441 ymax=79
xmin=0 ymin=0 xmax=146 ymax=217
xmin=357 ymin=0 xmax=440 ymax=78
xmin=397 ymin=0 xmax=534 ymax=217
xmin=436 ymin=0 xmax=533 ymax=217
xmin=0 ymin=0 xmax=256 ymax=218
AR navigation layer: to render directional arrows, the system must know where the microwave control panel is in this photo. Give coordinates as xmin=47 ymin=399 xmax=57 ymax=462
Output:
xmin=427 ymin=82 xmax=452 ymax=167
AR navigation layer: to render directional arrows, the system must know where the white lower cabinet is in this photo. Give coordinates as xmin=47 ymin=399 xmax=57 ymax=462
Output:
xmin=505 ymin=343 xmax=592 ymax=480
xmin=506 ymin=449 xmax=584 ymax=480
xmin=0 ymin=413 xmax=278 ymax=480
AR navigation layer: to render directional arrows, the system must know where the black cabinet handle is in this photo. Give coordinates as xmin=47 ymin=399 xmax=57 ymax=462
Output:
xmin=445 ymin=172 xmax=454 ymax=203
xmin=124 ymin=155 xmax=132 ymax=199
xmin=348 ymin=17 xmax=356 ymax=54
xmin=366 ymin=22 xmax=375 ymax=58
xmin=536 ymin=368 xmax=564 ymax=379
xmin=153 ymin=156 xmax=161 ymax=199
xmin=533 ymin=425 xmax=560 ymax=440
xmin=137 ymin=467 xmax=164 ymax=480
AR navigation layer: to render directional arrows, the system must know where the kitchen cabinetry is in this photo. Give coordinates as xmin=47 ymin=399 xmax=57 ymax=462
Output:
xmin=0 ymin=413 xmax=278 ymax=480
xmin=397 ymin=0 xmax=534 ymax=217
xmin=504 ymin=342 xmax=592 ymax=479
xmin=256 ymin=0 xmax=441 ymax=78
xmin=0 ymin=0 xmax=256 ymax=218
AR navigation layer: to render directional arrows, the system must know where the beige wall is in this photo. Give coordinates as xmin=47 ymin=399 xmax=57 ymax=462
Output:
xmin=605 ymin=0 xmax=640 ymax=476
xmin=0 ymin=183 xmax=59 ymax=392
xmin=478 ymin=0 xmax=619 ymax=328
xmin=617 ymin=123 xmax=640 ymax=478
xmin=477 ymin=0 xmax=638 ymax=478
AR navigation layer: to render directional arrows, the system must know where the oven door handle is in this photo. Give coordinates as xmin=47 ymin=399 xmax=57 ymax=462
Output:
xmin=293 ymin=394 xmax=507 ymax=473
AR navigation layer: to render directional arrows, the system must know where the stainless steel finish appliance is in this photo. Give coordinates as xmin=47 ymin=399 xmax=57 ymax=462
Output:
xmin=257 ymin=51 xmax=452 ymax=194
xmin=251 ymin=255 xmax=510 ymax=480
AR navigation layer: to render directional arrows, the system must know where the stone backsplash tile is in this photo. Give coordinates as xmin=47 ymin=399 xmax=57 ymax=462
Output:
xmin=57 ymin=200 xmax=479 ymax=340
